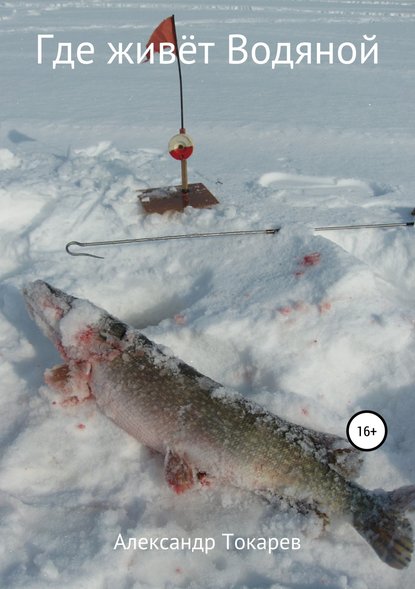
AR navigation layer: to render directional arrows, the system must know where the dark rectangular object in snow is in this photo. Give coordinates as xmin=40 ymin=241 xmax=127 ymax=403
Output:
xmin=138 ymin=182 xmax=219 ymax=214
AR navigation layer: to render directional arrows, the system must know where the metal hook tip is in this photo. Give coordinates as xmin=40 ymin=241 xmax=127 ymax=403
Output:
xmin=65 ymin=241 xmax=104 ymax=259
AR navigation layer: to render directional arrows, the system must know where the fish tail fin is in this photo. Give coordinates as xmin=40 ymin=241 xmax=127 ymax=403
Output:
xmin=353 ymin=485 xmax=415 ymax=569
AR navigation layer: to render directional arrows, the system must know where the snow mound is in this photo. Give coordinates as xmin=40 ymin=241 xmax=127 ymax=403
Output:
xmin=0 ymin=148 xmax=21 ymax=170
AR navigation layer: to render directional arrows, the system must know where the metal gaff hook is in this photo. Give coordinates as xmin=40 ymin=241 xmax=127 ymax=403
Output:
xmin=65 ymin=229 xmax=280 ymax=259
xmin=65 ymin=221 xmax=414 ymax=259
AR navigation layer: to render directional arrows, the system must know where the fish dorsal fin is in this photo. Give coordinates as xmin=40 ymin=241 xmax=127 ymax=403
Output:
xmin=164 ymin=448 xmax=195 ymax=494
xmin=304 ymin=429 xmax=363 ymax=479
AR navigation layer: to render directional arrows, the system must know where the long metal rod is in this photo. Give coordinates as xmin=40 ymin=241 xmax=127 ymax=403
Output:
xmin=65 ymin=221 xmax=414 ymax=259
xmin=172 ymin=14 xmax=184 ymax=130
xmin=315 ymin=221 xmax=414 ymax=232
xmin=66 ymin=228 xmax=279 ymax=259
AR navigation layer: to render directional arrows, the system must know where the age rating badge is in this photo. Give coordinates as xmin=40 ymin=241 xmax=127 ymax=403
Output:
xmin=346 ymin=410 xmax=388 ymax=451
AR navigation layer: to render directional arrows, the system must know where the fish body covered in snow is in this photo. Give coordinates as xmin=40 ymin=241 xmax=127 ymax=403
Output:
xmin=24 ymin=280 xmax=415 ymax=569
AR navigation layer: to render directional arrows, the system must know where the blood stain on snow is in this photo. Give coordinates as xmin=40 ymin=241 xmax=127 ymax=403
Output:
xmin=277 ymin=301 xmax=309 ymax=318
xmin=174 ymin=314 xmax=186 ymax=325
xmin=301 ymin=407 xmax=310 ymax=417
xmin=77 ymin=423 xmax=86 ymax=430
xmin=60 ymin=392 xmax=94 ymax=407
xmin=293 ymin=301 xmax=308 ymax=312
xmin=302 ymin=252 xmax=321 ymax=267
xmin=295 ymin=252 xmax=321 ymax=277
xmin=318 ymin=301 xmax=332 ymax=314
xmin=61 ymin=395 xmax=81 ymax=407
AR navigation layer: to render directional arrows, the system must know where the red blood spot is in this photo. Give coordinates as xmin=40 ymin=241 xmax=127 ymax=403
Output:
xmin=174 ymin=314 xmax=186 ymax=325
xmin=61 ymin=395 xmax=81 ymax=407
xmin=171 ymin=482 xmax=194 ymax=495
xmin=294 ymin=270 xmax=305 ymax=278
xmin=301 ymin=407 xmax=309 ymax=417
xmin=278 ymin=306 xmax=292 ymax=316
xmin=78 ymin=327 xmax=95 ymax=345
xmin=52 ymin=401 xmax=57 ymax=405
xmin=57 ymin=342 xmax=67 ymax=359
xmin=301 ymin=252 xmax=321 ymax=267
xmin=197 ymin=472 xmax=211 ymax=487
xmin=77 ymin=423 xmax=86 ymax=430
xmin=318 ymin=301 xmax=332 ymax=314
xmin=59 ymin=389 xmax=94 ymax=407
xmin=175 ymin=568 xmax=183 ymax=575
xmin=293 ymin=301 xmax=308 ymax=312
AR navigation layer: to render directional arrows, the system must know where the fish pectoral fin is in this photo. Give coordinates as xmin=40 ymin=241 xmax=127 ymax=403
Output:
xmin=164 ymin=449 xmax=195 ymax=494
xmin=306 ymin=430 xmax=363 ymax=479
xmin=44 ymin=364 xmax=71 ymax=393
xmin=44 ymin=362 xmax=93 ymax=402
xmin=328 ymin=445 xmax=363 ymax=479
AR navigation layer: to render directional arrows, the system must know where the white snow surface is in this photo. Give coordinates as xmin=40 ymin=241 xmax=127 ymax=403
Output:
xmin=1 ymin=1 xmax=415 ymax=587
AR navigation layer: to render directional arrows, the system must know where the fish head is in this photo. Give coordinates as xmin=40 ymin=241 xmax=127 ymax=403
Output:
xmin=23 ymin=280 xmax=127 ymax=362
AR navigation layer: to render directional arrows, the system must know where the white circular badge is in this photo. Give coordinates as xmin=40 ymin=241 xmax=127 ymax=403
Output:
xmin=346 ymin=410 xmax=387 ymax=451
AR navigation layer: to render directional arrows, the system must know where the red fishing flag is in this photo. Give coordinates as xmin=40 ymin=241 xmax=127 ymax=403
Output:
xmin=144 ymin=15 xmax=185 ymax=130
xmin=145 ymin=16 xmax=178 ymax=59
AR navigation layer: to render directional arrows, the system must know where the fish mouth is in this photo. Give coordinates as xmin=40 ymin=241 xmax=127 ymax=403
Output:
xmin=23 ymin=280 xmax=75 ymax=347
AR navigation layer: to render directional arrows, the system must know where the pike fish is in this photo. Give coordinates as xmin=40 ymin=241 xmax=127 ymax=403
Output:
xmin=23 ymin=280 xmax=415 ymax=569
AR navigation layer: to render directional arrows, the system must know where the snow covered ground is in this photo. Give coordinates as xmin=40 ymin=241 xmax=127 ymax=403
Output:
xmin=1 ymin=1 xmax=415 ymax=587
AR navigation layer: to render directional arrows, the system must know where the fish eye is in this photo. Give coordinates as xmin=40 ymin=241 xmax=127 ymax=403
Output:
xmin=101 ymin=318 xmax=127 ymax=340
